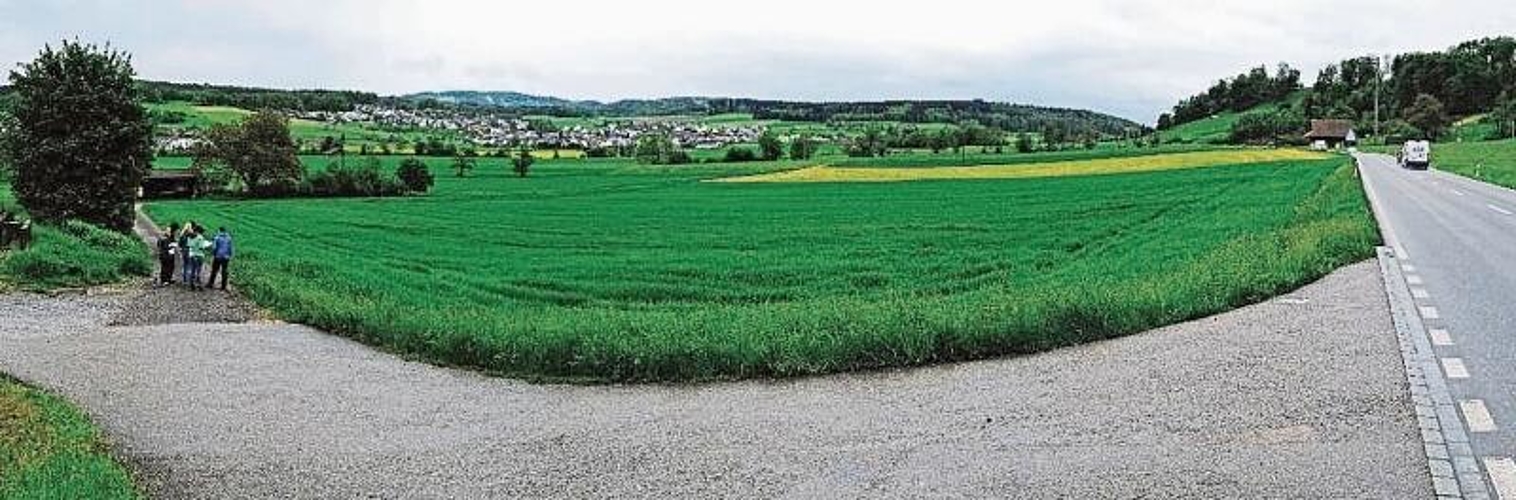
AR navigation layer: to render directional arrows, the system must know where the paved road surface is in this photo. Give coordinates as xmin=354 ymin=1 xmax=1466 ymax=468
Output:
xmin=0 ymin=262 xmax=1427 ymax=498
xmin=1360 ymin=153 xmax=1516 ymax=498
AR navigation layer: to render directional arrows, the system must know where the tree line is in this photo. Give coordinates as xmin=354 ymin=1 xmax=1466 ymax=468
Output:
xmin=1162 ymin=36 xmax=1516 ymax=143
xmin=139 ymin=81 xmax=379 ymax=112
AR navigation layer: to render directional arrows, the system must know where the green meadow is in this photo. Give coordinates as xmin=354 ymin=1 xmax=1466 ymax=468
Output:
xmin=147 ymin=151 xmax=1377 ymax=382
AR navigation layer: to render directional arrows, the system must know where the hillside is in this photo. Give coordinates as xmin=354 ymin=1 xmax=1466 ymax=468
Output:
xmin=1159 ymin=36 xmax=1516 ymax=145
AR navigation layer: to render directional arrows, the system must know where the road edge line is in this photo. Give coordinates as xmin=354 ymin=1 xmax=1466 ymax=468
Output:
xmin=1356 ymin=154 xmax=1410 ymax=259
xmin=1378 ymin=247 xmax=1488 ymax=498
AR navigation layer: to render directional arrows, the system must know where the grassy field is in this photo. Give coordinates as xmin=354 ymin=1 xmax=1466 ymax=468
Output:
xmin=0 ymin=376 xmax=137 ymax=499
xmin=147 ymin=149 xmax=1376 ymax=382
xmin=1161 ymin=93 xmax=1304 ymax=144
xmin=1424 ymin=139 xmax=1516 ymax=189
xmin=725 ymin=149 xmax=1324 ymax=183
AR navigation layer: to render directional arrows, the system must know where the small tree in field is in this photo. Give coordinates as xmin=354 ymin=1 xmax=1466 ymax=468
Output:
xmin=6 ymin=41 xmax=152 ymax=231
xmin=757 ymin=131 xmax=783 ymax=161
xmin=452 ymin=154 xmax=475 ymax=177
xmin=512 ymin=149 xmax=535 ymax=178
xmin=788 ymin=134 xmax=818 ymax=160
xmin=396 ymin=158 xmax=434 ymax=193
xmin=193 ymin=111 xmax=302 ymax=195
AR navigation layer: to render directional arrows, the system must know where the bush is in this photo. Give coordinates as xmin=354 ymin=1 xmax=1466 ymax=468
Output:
xmin=1230 ymin=109 xmax=1306 ymax=145
xmin=723 ymin=147 xmax=759 ymax=163
xmin=303 ymin=158 xmax=406 ymax=197
xmin=396 ymin=158 xmax=434 ymax=193
xmin=1 ymin=220 xmax=150 ymax=290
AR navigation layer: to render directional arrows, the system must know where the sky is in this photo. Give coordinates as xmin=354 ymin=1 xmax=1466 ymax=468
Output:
xmin=0 ymin=0 xmax=1511 ymax=123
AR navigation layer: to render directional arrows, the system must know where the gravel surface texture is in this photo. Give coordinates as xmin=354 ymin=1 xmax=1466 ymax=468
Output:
xmin=0 ymin=261 xmax=1430 ymax=498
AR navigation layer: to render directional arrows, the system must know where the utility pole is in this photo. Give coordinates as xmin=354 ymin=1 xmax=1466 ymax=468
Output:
xmin=1374 ymin=54 xmax=1381 ymax=139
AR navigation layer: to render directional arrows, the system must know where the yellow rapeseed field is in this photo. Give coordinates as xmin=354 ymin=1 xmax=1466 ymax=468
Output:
xmin=717 ymin=149 xmax=1331 ymax=183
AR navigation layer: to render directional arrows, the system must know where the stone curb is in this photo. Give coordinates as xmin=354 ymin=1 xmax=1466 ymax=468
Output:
xmin=1379 ymin=246 xmax=1490 ymax=499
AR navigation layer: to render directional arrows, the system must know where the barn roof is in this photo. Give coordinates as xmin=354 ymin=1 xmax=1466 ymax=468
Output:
xmin=1305 ymin=120 xmax=1354 ymax=140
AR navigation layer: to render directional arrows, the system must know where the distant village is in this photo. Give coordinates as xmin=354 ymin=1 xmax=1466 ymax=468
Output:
xmin=155 ymin=105 xmax=772 ymax=155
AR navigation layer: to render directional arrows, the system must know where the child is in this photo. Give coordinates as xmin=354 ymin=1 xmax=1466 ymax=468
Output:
xmin=156 ymin=224 xmax=179 ymax=287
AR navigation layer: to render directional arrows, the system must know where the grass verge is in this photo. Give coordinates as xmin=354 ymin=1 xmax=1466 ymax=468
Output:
xmin=0 ymin=376 xmax=137 ymax=499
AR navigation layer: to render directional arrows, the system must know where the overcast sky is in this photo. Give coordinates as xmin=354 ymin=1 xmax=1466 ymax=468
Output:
xmin=0 ymin=0 xmax=1511 ymax=122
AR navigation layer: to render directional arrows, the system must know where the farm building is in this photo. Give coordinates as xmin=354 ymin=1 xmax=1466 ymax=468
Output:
xmin=140 ymin=170 xmax=201 ymax=199
xmin=1305 ymin=120 xmax=1356 ymax=150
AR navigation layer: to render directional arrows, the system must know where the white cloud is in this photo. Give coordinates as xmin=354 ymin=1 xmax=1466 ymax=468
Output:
xmin=1 ymin=0 xmax=1512 ymax=122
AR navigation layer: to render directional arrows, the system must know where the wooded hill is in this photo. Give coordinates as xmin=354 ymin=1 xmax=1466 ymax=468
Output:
xmin=1159 ymin=36 xmax=1516 ymax=144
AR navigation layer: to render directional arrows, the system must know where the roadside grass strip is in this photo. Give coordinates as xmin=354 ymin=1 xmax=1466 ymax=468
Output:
xmin=0 ymin=376 xmax=137 ymax=499
xmin=716 ymin=149 xmax=1329 ymax=183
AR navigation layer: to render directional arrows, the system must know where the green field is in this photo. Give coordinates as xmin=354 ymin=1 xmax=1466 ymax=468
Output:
xmin=1161 ymin=93 xmax=1304 ymax=144
xmin=0 ymin=376 xmax=138 ymax=499
xmin=1426 ymin=139 xmax=1516 ymax=189
xmin=146 ymin=150 xmax=1376 ymax=382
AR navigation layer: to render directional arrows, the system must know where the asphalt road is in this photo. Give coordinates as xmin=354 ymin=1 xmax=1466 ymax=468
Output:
xmin=1359 ymin=153 xmax=1516 ymax=498
xmin=0 ymin=261 xmax=1427 ymax=498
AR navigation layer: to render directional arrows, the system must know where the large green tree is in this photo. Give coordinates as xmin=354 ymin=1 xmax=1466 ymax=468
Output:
xmin=5 ymin=41 xmax=152 ymax=231
xmin=193 ymin=111 xmax=302 ymax=194
xmin=1403 ymin=94 xmax=1449 ymax=140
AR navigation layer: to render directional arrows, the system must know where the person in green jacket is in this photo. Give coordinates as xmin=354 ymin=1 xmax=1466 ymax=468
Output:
xmin=185 ymin=225 xmax=212 ymax=291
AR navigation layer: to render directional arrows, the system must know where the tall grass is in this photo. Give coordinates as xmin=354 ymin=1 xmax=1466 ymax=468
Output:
xmin=0 ymin=215 xmax=152 ymax=291
xmin=148 ymin=154 xmax=1376 ymax=382
xmin=0 ymin=376 xmax=138 ymax=499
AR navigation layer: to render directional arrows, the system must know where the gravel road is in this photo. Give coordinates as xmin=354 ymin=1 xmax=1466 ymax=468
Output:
xmin=0 ymin=261 xmax=1430 ymax=498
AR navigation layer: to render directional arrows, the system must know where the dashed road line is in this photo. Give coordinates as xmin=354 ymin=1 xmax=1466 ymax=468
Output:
xmin=1420 ymin=306 xmax=1441 ymax=320
xmin=1461 ymin=400 xmax=1498 ymax=433
xmin=1403 ymin=264 xmax=1418 ymax=273
xmin=1443 ymin=358 xmax=1470 ymax=379
xmin=1452 ymin=188 xmax=1467 ymax=197
xmin=1412 ymin=288 xmax=1431 ymax=299
xmin=1490 ymin=204 xmax=1514 ymax=216
xmin=1430 ymin=328 xmax=1454 ymax=346
xmin=1407 ymin=275 xmax=1425 ymax=285
xmin=1486 ymin=457 xmax=1516 ymax=499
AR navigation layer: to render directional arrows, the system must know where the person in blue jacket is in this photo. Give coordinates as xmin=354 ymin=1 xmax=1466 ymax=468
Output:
xmin=207 ymin=227 xmax=235 ymax=291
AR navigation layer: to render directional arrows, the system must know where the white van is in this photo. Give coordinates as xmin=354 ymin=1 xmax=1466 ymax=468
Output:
xmin=1400 ymin=141 xmax=1431 ymax=170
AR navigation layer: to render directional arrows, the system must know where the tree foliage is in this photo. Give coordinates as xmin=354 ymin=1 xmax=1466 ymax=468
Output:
xmin=1229 ymin=109 xmax=1306 ymax=145
xmin=634 ymin=134 xmax=692 ymax=165
xmin=5 ymin=40 xmax=152 ymax=232
xmin=512 ymin=148 xmax=535 ymax=177
xmin=193 ymin=111 xmax=302 ymax=195
xmin=396 ymin=158 xmax=434 ymax=193
xmin=1168 ymin=64 xmax=1301 ymax=126
xmin=757 ymin=132 xmax=783 ymax=161
xmin=1402 ymin=94 xmax=1449 ymax=140
xmin=788 ymin=135 xmax=818 ymax=160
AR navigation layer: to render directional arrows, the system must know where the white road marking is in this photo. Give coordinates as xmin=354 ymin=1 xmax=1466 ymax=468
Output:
xmin=1452 ymin=188 xmax=1467 ymax=196
xmin=1430 ymin=329 xmax=1454 ymax=346
xmin=1485 ymin=457 xmax=1516 ymax=499
xmin=1407 ymin=275 xmax=1425 ymax=285
xmin=1403 ymin=264 xmax=1418 ymax=273
xmin=1490 ymin=204 xmax=1514 ymax=216
xmin=1462 ymin=400 xmax=1498 ymax=433
xmin=1412 ymin=288 xmax=1431 ymax=299
xmin=1396 ymin=245 xmax=1411 ymax=260
xmin=1442 ymin=358 xmax=1470 ymax=379
xmin=1420 ymin=306 xmax=1440 ymax=319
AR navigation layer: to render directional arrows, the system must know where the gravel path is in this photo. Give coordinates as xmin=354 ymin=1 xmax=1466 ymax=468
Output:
xmin=0 ymin=261 xmax=1430 ymax=498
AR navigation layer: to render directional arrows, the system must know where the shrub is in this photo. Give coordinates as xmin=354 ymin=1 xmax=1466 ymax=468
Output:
xmin=396 ymin=158 xmax=434 ymax=193
xmin=723 ymin=147 xmax=759 ymax=163
xmin=303 ymin=157 xmax=406 ymax=197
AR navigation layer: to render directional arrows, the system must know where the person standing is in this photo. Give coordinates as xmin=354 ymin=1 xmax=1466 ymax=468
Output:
xmin=207 ymin=227 xmax=234 ymax=291
xmin=186 ymin=226 xmax=211 ymax=291
xmin=178 ymin=221 xmax=195 ymax=286
xmin=156 ymin=224 xmax=179 ymax=287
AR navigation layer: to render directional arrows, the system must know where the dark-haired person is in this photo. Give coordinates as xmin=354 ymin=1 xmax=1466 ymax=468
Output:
xmin=207 ymin=227 xmax=234 ymax=291
xmin=156 ymin=223 xmax=180 ymax=287
xmin=185 ymin=226 xmax=211 ymax=291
